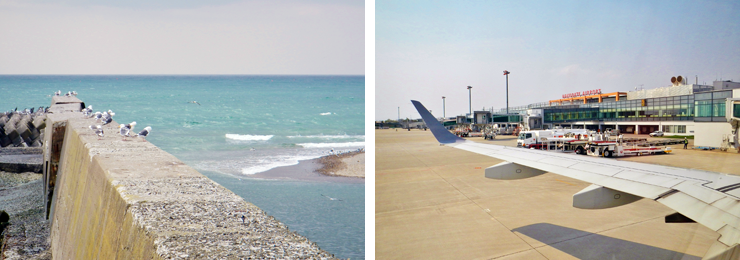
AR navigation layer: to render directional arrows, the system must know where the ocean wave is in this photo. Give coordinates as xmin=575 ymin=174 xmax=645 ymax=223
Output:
xmin=225 ymin=134 xmax=274 ymax=141
xmin=297 ymin=142 xmax=365 ymax=148
xmin=320 ymin=112 xmax=332 ymax=115
xmin=240 ymin=155 xmax=321 ymax=175
xmin=287 ymin=134 xmax=365 ymax=139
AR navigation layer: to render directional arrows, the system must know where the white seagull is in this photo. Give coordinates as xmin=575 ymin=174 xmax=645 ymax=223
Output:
xmin=137 ymin=126 xmax=152 ymax=142
xmin=101 ymin=111 xmax=115 ymax=125
xmin=119 ymin=124 xmax=131 ymax=140
xmin=124 ymin=121 xmax=136 ymax=135
xmin=82 ymin=105 xmax=93 ymax=117
xmin=89 ymin=125 xmax=104 ymax=139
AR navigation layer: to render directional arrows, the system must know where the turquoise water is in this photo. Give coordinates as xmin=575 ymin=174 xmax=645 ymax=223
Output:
xmin=0 ymin=75 xmax=365 ymax=259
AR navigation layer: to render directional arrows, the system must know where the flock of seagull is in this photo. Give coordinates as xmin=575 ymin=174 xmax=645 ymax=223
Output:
xmin=80 ymin=104 xmax=151 ymax=141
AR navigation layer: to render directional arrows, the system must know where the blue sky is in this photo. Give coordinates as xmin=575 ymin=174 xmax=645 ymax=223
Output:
xmin=0 ymin=0 xmax=364 ymax=75
xmin=376 ymin=0 xmax=740 ymax=120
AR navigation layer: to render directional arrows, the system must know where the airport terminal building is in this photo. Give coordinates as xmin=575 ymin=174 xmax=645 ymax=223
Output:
xmin=481 ymin=78 xmax=740 ymax=148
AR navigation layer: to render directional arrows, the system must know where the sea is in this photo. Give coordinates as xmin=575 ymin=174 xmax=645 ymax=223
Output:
xmin=0 ymin=75 xmax=365 ymax=259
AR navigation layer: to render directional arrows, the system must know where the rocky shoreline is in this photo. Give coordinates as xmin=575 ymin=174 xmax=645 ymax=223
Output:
xmin=0 ymin=171 xmax=50 ymax=259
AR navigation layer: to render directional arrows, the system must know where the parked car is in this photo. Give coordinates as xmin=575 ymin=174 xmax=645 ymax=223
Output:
xmin=649 ymin=130 xmax=664 ymax=137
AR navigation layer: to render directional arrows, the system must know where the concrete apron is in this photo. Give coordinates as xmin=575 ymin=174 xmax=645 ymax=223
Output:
xmin=43 ymin=97 xmax=332 ymax=259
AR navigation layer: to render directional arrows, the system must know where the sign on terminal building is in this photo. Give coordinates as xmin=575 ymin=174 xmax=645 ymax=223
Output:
xmin=562 ymin=89 xmax=602 ymax=99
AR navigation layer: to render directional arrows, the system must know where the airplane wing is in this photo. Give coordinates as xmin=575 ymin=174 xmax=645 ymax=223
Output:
xmin=412 ymin=100 xmax=740 ymax=259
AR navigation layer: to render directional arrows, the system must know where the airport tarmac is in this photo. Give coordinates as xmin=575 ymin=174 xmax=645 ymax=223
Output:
xmin=376 ymin=129 xmax=740 ymax=259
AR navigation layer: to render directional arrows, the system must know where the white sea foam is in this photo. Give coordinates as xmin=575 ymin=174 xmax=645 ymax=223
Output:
xmin=320 ymin=112 xmax=332 ymax=115
xmin=297 ymin=142 xmax=365 ymax=148
xmin=287 ymin=134 xmax=365 ymax=139
xmin=240 ymin=155 xmax=322 ymax=175
xmin=225 ymin=134 xmax=273 ymax=141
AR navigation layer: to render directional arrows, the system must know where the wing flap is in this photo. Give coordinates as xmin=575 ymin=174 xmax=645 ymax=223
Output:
xmin=712 ymin=197 xmax=740 ymax=217
xmin=613 ymin=170 xmax=686 ymax=189
xmin=674 ymin=182 xmax=728 ymax=204
xmin=658 ymin=192 xmax=740 ymax=231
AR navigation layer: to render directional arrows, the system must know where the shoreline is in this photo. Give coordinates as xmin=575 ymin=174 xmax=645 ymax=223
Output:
xmin=0 ymin=171 xmax=50 ymax=259
xmin=245 ymin=151 xmax=365 ymax=183
xmin=315 ymin=151 xmax=365 ymax=178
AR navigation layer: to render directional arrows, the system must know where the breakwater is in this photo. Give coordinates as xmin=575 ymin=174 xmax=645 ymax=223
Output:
xmin=42 ymin=96 xmax=333 ymax=259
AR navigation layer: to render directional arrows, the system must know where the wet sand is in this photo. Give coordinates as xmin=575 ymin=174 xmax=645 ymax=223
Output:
xmin=316 ymin=151 xmax=365 ymax=178
xmin=248 ymin=153 xmax=364 ymax=183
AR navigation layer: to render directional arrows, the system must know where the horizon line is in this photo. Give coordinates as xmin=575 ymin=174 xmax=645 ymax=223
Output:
xmin=0 ymin=74 xmax=365 ymax=76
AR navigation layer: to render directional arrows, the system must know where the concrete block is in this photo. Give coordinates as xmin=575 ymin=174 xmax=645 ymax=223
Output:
xmin=16 ymin=122 xmax=32 ymax=141
xmin=33 ymin=115 xmax=47 ymax=130
xmin=7 ymin=115 xmax=19 ymax=129
xmin=10 ymin=135 xmax=22 ymax=147
xmin=4 ymin=123 xmax=17 ymax=139
xmin=21 ymin=114 xmax=32 ymax=123
xmin=22 ymin=136 xmax=33 ymax=147
xmin=0 ymin=136 xmax=11 ymax=147
xmin=24 ymin=120 xmax=40 ymax=140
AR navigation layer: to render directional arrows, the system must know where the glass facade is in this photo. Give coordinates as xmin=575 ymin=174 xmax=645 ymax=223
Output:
xmin=694 ymin=90 xmax=731 ymax=122
xmin=662 ymin=125 xmax=687 ymax=133
xmin=544 ymin=94 xmax=695 ymax=123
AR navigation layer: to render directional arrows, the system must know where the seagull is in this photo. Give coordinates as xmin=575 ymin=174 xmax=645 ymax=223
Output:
xmin=101 ymin=111 xmax=115 ymax=125
xmin=89 ymin=125 xmax=104 ymax=139
xmin=55 ymin=90 xmax=61 ymax=96
xmin=119 ymin=124 xmax=132 ymax=140
xmin=102 ymin=116 xmax=113 ymax=125
xmin=137 ymin=126 xmax=151 ymax=142
xmin=321 ymin=194 xmax=342 ymax=201
xmin=189 ymin=101 xmax=201 ymax=105
xmin=82 ymin=105 xmax=93 ymax=116
xmin=92 ymin=111 xmax=102 ymax=120
xmin=125 ymin=121 xmax=136 ymax=135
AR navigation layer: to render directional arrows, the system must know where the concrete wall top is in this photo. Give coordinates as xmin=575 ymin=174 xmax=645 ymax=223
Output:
xmin=47 ymin=104 xmax=333 ymax=259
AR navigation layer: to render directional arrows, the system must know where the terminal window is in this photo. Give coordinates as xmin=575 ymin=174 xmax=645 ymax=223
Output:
xmin=661 ymin=125 xmax=686 ymax=133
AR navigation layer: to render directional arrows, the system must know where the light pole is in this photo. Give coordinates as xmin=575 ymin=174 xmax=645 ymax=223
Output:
xmin=467 ymin=86 xmax=472 ymax=122
xmin=442 ymin=96 xmax=446 ymax=119
xmin=397 ymin=106 xmax=400 ymax=128
xmin=503 ymin=70 xmax=510 ymax=115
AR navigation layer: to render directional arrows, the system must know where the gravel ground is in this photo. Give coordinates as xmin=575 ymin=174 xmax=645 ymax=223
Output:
xmin=0 ymin=171 xmax=50 ymax=259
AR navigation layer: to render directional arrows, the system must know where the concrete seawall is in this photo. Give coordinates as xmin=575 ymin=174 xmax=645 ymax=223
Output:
xmin=43 ymin=97 xmax=332 ymax=259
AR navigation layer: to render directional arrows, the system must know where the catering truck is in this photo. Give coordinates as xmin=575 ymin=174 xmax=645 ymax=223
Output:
xmin=517 ymin=129 xmax=590 ymax=148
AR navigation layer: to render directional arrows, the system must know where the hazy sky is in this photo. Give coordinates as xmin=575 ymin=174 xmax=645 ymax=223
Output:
xmin=376 ymin=0 xmax=740 ymax=120
xmin=0 ymin=0 xmax=364 ymax=75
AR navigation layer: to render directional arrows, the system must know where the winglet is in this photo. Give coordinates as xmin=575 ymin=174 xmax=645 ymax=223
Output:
xmin=411 ymin=100 xmax=465 ymax=144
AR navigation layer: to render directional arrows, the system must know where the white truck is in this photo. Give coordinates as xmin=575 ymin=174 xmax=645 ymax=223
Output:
xmin=516 ymin=129 xmax=590 ymax=148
